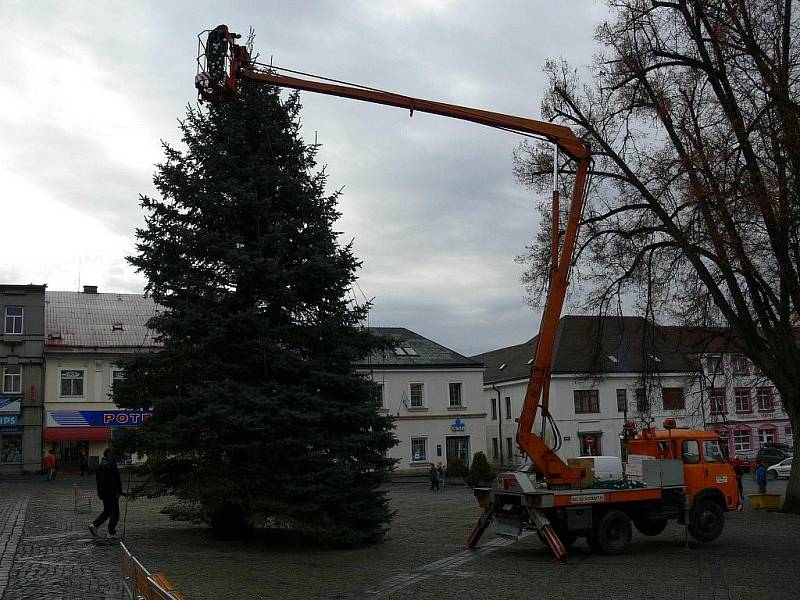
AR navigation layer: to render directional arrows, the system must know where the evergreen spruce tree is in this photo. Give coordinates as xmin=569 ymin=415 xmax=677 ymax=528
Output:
xmin=114 ymin=80 xmax=397 ymax=546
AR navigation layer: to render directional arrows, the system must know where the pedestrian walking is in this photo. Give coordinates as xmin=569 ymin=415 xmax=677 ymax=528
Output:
xmin=429 ymin=463 xmax=440 ymax=491
xmin=734 ymin=464 xmax=744 ymax=510
xmin=755 ymin=460 xmax=768 ymax=495
xmin=436 ymin=461 xmax=446 ymax=489
xmin=44 ymin=449 xmax=56 ymax=480
xmin=89 ymin=448 xmax=125 ymax=539
xmin=79 ymin=451 xmax=90 ymax=476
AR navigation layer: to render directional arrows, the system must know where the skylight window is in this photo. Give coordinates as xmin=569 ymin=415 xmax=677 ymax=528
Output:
xmin=526 ymin=358 xmax=534 ymax=365
xmin=648 ymin=354 xmax=662 ymax=363
xmin=607 ymin=355 xmax=618 ymax=363
xmin=499 ymin=363 xmax=507 ymax=370
xmin=393 ymin=347 xmax=407 ymax=356
xmin=402 ymin=346 xmax=418 ymax=356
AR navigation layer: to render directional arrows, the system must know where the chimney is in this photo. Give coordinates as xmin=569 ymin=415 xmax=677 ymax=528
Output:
xmin=82 ymin=285 xmax=98 ymax=294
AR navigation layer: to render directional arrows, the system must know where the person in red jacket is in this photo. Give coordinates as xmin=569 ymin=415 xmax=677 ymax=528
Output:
xmin=44 ymin=449 xmax=56 ymax=480
xmin=88 ymin=448 xmax=125 ymax=538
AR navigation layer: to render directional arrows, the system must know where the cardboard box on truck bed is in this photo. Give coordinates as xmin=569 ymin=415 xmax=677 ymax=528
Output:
xmin=567 ymin=458 xmax=595 ymax=488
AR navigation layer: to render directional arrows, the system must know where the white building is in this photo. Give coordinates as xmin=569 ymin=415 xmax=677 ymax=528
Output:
xmin=43 ymin=287 xmax=159 ymax=470
xmin=473 ymin=316 xmax=702 ymax=466
xmin=359 ymin=327 xmax=486 ymax=474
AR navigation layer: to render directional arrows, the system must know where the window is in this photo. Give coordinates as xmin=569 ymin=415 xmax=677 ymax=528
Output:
xmin=635 ymin=388 xmax=649 ymax=412
xmin=756 ymin=387 xmax=773 ymax=411
xmin=410 ymin=437 xmax=427 ymax=462
xmin=704 ymin=355 xmax=722 ymax=375
xmin=506 ymin=437 xmax=514 ymax=459
xmin=505 ymin=396 xmax=512 ymax=419
xmin=734 ymin=388 xmax=751 ymax=412
xmin=0 ymin=433 xmax=23 ymax=464
xmin=731 ymin=354 xmax=749 ymax=376
xmin=682 ymin=440 xmax=701 ymax=464
xmin=491 ymin=438 xmax=499 ymax=460
xmin=4 ymin=306 xmax=23 ymax=335
xmin=448 ymin=382 xmax=463 ymax=407
xmin=734 ymin=428 xmax=751 ymax=452
xmin=491 ymin=397 xmax=497 ymax=420
xmin=759 ymin=428 xmax=776 ymax=445
xmin=409 ymin=383 xmax=424 ymax=408
xmin=111 ymin=368 xmax=125 ymax=397
xmin=662 ymin=387 xmax=685 ymax=410
xmin=703 ymin=440 xmax=724 ymax=462
xmin=60 ymin=369 xmax=85 ymax=397
xmin=709 ymin=389 xmax=726 ymax=414
xmin=2 ymin=365 xmax=21 ymax=394
xmin=573 ymin=390 xmax=599 ymax=414
xmin=616 ymin=389 xmax=627 ymax=412
xmin=373 ymin=383 xmax=384 ymax=408
xmin=717 ymin=429 xmax=730 ymax=454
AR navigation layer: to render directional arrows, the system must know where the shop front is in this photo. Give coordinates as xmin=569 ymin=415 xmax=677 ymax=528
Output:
xmin=45 ymin=409 xmax=151 ymax=471
xmin=0 ymin=398 xmax=23 ymax=468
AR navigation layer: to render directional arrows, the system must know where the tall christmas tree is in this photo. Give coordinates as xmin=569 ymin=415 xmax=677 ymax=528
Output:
xmin=114 ymin=80 xmax=397 ymax=545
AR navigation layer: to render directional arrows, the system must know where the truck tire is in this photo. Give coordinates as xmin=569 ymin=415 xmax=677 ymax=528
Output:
xmin=589 ymin=509 xmax=632 ymax=555
xmin=688 ymin=499 xmax=724 ymax=543
xmin=633 ymin=519 xmax=668 ymax=536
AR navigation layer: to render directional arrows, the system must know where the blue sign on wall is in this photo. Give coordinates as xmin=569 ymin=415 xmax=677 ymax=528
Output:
xmin=0 ymin=415 xmax=19 ymax=426
xmin=48 ymin=410 xmax=152 ymax=427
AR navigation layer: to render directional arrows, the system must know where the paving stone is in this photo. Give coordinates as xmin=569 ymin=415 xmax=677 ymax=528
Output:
xmin=0 ymin=476 xmax=797 ymax=599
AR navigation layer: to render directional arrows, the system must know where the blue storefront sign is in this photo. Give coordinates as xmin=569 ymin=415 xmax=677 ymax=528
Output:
xmin=47 ymin=410 xmax=152 ymax=428
xmin=0 ymin=415 xmax=19 ymax=427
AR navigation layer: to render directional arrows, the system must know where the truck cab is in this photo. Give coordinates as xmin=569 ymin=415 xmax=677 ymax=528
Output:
xmin=627 ymin=426 xmax=739 ymax=512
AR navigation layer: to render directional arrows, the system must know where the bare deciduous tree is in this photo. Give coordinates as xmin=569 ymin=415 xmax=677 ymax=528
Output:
xmin=514 ymin=0 xmax=800 ymax=511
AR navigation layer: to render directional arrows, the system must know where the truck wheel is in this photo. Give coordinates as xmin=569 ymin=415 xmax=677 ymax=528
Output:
xmin=590 ymin=510 xmax=632 ymax=555
xmin=633 ymin=519 xmax=668 ymax=536
xmin=688 ymin=500 xmax=724 ymax=543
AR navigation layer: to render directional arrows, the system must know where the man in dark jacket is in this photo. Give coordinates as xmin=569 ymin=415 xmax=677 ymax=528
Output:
xmin=88 ymin=448 xmax=124 ymax=538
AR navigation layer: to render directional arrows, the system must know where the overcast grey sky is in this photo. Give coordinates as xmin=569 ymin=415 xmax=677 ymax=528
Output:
xmin=2 ymin=1 xmax=608 ymax=356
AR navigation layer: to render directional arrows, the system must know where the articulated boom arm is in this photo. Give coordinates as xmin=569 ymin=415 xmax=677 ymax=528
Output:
xmin=196 ymin=26 xmax=591 ymax=485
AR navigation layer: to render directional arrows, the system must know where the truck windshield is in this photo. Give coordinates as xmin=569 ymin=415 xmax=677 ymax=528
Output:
xmin=703 ymin=440 xmax=724 ymax=462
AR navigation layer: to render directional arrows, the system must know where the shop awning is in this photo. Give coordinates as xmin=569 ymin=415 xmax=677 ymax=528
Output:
xmin=44 ymin=427 xmax=112 ymax=442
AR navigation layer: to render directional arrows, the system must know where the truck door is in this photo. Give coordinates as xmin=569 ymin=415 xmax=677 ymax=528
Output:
xmin=680 ymin=439 xmax=705 ymax=505
xmin=701 ymin=439 xmax=737 ymax=509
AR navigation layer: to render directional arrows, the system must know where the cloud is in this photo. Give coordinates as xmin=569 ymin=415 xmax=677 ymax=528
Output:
xmin=3 ymin=1 xmax=607 ymax=355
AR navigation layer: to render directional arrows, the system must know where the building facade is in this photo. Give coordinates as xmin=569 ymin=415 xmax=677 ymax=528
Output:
xmin=1 ymin=284 xmax=46 ymax=474
xmin=43 ymin=287 xmax=158 ymax=470
xmin=699 ymin=351 xmax=793 ymax=459
xmin=473 ymin=316 xmax=703 ymax=467
xmin=359 ymin=327 xmax=486 ymax=473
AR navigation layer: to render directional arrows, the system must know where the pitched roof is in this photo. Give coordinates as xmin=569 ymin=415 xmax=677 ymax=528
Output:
xmin=358 ymin=327 xmax=483 ymax=369
xmin=44 ymin=291 xmax=159 ymax=352
xmin=472 ymin=315 xmax=695 ymax=385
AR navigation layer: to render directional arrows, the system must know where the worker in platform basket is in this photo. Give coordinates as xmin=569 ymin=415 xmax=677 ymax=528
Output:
xmin=206 ymin=25 xmax=230 ymax=88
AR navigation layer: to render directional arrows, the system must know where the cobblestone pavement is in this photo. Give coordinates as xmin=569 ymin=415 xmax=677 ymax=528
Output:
xmin=0 ymin=475 xmax=797 ymax=599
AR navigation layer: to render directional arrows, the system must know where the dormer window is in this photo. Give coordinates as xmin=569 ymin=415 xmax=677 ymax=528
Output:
xmin=112 ymin=323 xmax=124 ymax=332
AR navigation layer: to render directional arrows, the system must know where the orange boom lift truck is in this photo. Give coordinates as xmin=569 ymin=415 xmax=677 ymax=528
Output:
xmin=194 ymin=25 xmax=739 ymax=561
